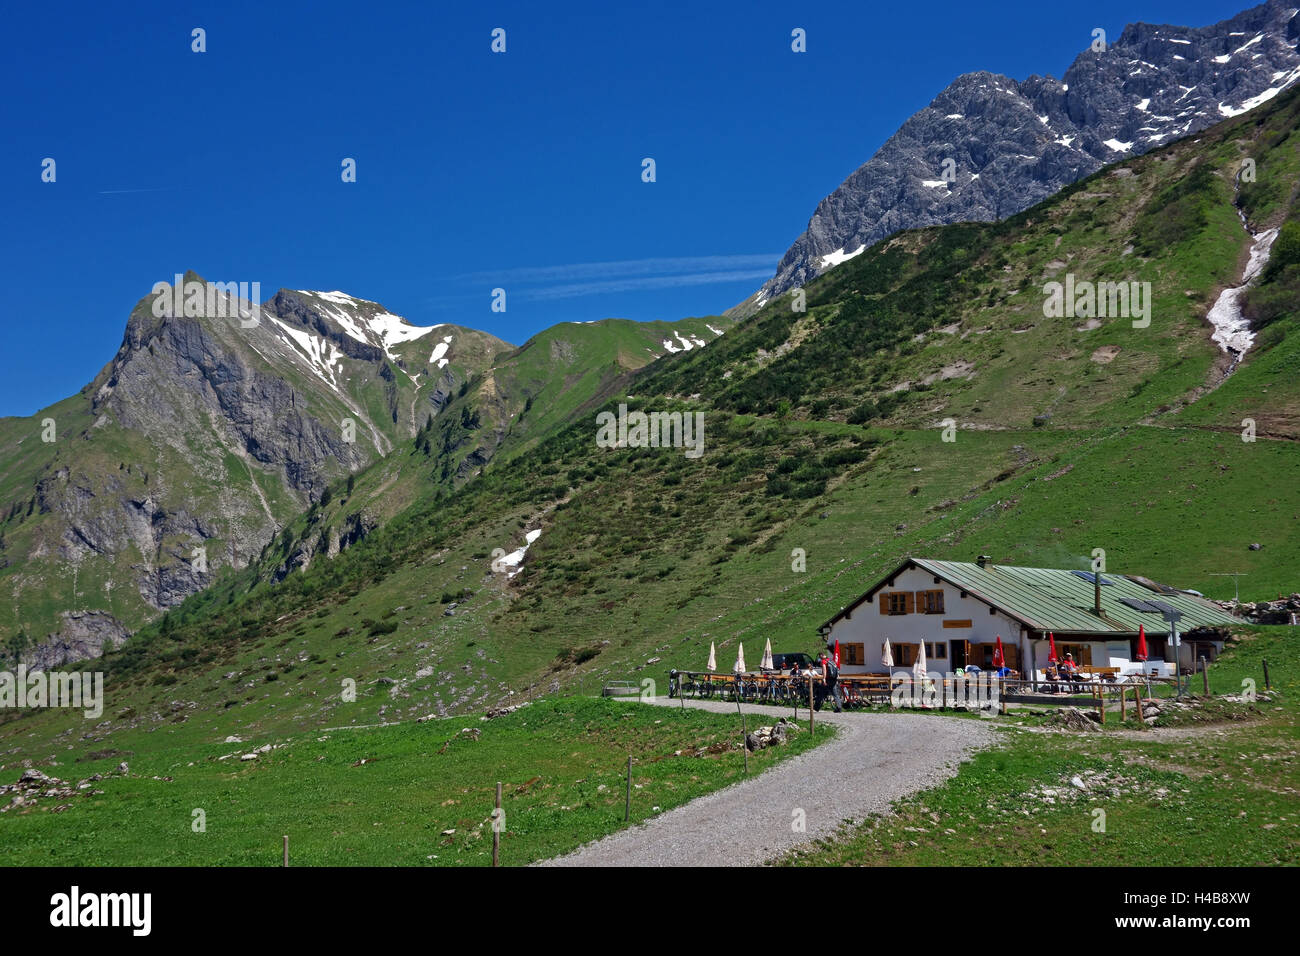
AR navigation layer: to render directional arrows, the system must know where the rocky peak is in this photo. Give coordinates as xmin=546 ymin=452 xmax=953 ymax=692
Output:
xmin=745 ymin=0 xmax=1300 ymax=309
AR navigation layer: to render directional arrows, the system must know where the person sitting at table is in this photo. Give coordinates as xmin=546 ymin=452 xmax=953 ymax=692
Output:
xmin=994 ymin=664 xmax=1015 ymax=678
xmin=1061 ymin=653 xmax=1088 ymax=691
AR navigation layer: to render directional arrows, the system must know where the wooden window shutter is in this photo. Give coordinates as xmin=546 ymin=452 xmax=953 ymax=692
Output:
xmin=914 ymin=590 xmax=926 ymax=612
xmin=904 ymin=591 xmax=915 ymax=614
xmin=879 ymin=592 xmax=888 ymax=614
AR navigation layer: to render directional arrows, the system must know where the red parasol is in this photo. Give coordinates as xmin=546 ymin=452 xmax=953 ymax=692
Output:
xmin=1135 ymin=625 xmax=1148 ymax=662
xmin=993 ymin=635 xmax=1005 ymax=669
xmin=1047 ymin=632 xmax=1059 ymax=664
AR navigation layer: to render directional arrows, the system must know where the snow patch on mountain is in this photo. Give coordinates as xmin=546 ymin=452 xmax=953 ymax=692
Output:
xmin=819 ymin=245 xmax=866 ymax=269
xmin=295 ymin=290 xmax=443 ymax=362
xmin=498 ymin=528 xmax=542 ymax=577
xmin=268 ymin=316 xmax=346 ymax=388
xmin=1208 ymin=224 xmax=1279 ymax=356
xmin=1219 ymin=62 xmax=1300 ymax=115
xmin=430 ymin=335 xmax=453 ymax=367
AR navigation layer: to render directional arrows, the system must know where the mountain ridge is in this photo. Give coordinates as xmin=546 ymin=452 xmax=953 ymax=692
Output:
xmin=739 ymin=0 xmax=1300 ymax=312
xmin=0 ymin=278 xmax=730 ymax=666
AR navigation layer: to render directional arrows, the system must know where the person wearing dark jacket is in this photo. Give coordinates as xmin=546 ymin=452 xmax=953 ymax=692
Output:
xmin=814 ymin=650 xmax=843 ymax=713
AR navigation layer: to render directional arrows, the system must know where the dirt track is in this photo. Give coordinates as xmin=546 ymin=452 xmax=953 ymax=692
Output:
xmin=540 ymin=696 xmax=996 ymax=867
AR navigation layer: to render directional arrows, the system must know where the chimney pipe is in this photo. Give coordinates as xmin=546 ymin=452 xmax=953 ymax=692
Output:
xmin=1094 ymin=574 xmax=1102 ymax=616
xmin=977 ymin=555 xmax=990 ymax=569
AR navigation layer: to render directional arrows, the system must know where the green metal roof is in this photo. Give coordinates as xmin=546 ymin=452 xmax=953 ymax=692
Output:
xmin=824 ymin=558 xmax=1240 ymax=637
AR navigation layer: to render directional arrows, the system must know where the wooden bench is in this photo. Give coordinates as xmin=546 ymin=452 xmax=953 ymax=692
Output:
xmin=1082 ymin=666 xmax=1120 ymax=681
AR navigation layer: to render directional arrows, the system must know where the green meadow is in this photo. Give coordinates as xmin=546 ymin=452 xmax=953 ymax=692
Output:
xmin=1 ymin=696 xmax=828 ymax=866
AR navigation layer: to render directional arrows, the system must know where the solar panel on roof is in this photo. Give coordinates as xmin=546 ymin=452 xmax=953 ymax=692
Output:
xmin=1070 ymin=570 xmax=1114 ymax=585
xmin=1120 ymin=597 xmax=1160 ymax=612
xmin=1147 ymin=600 xmax=1183 ymax=618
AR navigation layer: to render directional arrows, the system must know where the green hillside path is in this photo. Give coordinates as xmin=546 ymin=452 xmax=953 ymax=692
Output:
xmin=540 ymin=698 xmax=994 ymax=867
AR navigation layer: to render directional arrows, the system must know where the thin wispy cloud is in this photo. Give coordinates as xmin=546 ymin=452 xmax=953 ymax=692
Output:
xmin=445 ymin=253 xmax=780 ymax=291
xmin=97 ymin=186 xmax=178 ymax=195
xmin=526 ymin=269 xmax=775 ymax=301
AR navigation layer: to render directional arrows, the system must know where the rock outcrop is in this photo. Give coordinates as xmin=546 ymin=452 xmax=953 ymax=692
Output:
xmin=746 ymin=1 xmax=1300 ymax=308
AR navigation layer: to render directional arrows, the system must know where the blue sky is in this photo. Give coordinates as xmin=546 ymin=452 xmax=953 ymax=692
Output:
xmin=1 ymin=0 xmax=1249 ymax=415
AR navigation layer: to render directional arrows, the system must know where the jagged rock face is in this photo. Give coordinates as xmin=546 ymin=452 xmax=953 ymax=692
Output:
xmin=267 ymin=290 xmax=388 ymax=364
xmin=23 ymin=611 xmax=129 ymax=671
xmin=752 ymin=0 xmax=1300 ymax=305
xmin=5 ymin=278 xmax=509 ymax=665
xmin=272 ymin=509 xmax=377 ymax=582
xmin=99 ymin=308 xmax=370 ymax=496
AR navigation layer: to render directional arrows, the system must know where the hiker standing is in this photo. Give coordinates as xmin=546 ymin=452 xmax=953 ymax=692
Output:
xmin=816 ymin=650 xmax=843 ymax=713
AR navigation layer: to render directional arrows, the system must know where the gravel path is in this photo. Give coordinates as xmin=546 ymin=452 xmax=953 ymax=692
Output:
xmin=540 ymin=697 xmax=996 ymax=867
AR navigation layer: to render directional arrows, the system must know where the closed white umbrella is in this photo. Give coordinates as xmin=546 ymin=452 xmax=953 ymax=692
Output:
xmin=734 ymin=643 xmax=747 ymax=675
xmin=706 ymin=642 xmax=717 ymax=673
xmin=881 ymin=638 xmax=894 ymax=671
xmin=761 ymin=638 xmax=774 ymax=670
xmin=913 ymin=640 xmax=928 ymax=707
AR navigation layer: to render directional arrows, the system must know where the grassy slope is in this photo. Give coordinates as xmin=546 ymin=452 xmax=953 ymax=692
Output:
xmin=427 ymin=314 xmax=731 ymax=482
xmin=0 ymin=696 xmax=828 ymax=867
xmin=251 ymin=313 xmax=732 ymax=583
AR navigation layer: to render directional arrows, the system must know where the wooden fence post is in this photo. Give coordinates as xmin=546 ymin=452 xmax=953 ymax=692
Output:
xmin=624 ymin=754 xmax=632 ymax=823
xmin=735 ymin=694 xmax=749 ymax=775
xmin=493 ymin=781 xmax=502 ymax=868
xmin=809 ymin=678 xmax=815 ymax=736
xmin=1120 ymin=684 xmax=1127 ymax=721
xmin=1262 ymin=659 xmax=1271 ymax=692
xmin=1200 ymin=656 xmax=1209 ymax=697
xmin=282 ymin=835 xmax=288 ymax=867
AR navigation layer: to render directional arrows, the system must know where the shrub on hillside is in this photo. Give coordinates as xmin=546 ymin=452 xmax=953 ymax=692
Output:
xmin=1133 ymin=163 xmax=1218 ymax=256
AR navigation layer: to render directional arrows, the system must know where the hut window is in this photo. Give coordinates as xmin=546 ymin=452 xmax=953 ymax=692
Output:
xmin=918 ymin=589 xmax=945 ymax=614
xmin=889 ymin=643 xmax=918 ymax=666
xmin=841 ymin=643 xmax=865 ymax=665
xmin=1056 ymin=643 xmax=1093 ymax=666
xmin=880 ymin=591 xmax=913 ymax=615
